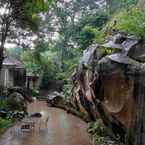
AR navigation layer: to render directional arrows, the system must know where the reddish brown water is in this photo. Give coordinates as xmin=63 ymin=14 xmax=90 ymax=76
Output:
xmin=0 ymin=101 xmax=90 ymax=145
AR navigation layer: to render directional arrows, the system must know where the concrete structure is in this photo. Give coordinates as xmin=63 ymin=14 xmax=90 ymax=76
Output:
xmin=0 ymin=56 xmax=26 ymax=88
xmin=26 ymin=72 xmax=40 ymax=90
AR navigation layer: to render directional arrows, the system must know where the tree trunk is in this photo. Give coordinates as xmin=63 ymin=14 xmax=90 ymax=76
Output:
xmin=0 ymin=21 xmax=9 ymax=71
xmin=0 ymin=48 xmax=4 ymax=70
xmin=137 ymin=0 xmax=145 ymax=9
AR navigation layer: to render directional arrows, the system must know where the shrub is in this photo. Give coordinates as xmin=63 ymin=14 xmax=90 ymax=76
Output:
xmin=0 ymin=117 xmax=12 ymax=135
xmin=0 ymin=100 xmax=8 ymax=109
xmin=88 ymin=119 xmax=111 ymax=136
xmin=107 ymin=7 xmax=145 ymax=37
xmin=31 ymin=89 xmax=40 ymax=97
xmin=88 ymin=119 xmax=115 ymax=145
xmin=80 ymin=26 xmax=105 ymax=50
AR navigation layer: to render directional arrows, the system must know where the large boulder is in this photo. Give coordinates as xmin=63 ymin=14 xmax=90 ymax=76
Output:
xmin=6 ymin=92 xmax=27 ymax=112
xmin=8 ymin=87 xmax=33 ymax=102
xmin=72 ymin=34 xmax=145 ymax=144
xmin=47 ymin=91 xmax=64 ymax=105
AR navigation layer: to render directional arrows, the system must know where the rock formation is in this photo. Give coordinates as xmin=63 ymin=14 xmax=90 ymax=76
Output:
xmin=72 ymin=32 xmax=145 ymax=144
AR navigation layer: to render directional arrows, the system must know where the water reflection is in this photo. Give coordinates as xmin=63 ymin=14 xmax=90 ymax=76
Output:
xmin=0 ymin=101 xmax=90 ymax=145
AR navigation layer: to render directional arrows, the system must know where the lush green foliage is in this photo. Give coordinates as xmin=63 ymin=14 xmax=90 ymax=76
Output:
xmin=107 ymin=7 xmax=145 ymax=37
xmin=0 ymin=118 xmax=12 ymax=135
xmin=88 ymin=119 xmax=112 ymax=137
xmin=80 ymin=26 xmax=105 ymax=50
xmin=0 ymin=98 xmax=24 ymax=135
xmin=78 ymin=11 xmax=109 ymax=29
xmin=21 ymin=41 xmax=62 ymax=87
xmin=88 ymin=120 xmax=116 ymax=145
xmin=73 ymin=10 xmax=108 ymax=50
xmin=24 ymin=0 xmax=54 ymax=30
xmin=0 ymin=0 xmax=144 ymax=141
xmin=21 ymin=51 xmax=41 ymax=74
xmin=20 ymin=0 xmax=141 ymax=92
xmin=0 ymin=100 xmax=8 ymax=109
xmin=6 ymin=47 xmax=23 ymax=59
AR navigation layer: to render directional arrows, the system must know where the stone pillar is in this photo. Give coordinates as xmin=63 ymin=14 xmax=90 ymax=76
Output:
xmin=4 ymin=68 xmax=9 ymax=87
xmin=134 ymin=73 xmax=145 ymax=145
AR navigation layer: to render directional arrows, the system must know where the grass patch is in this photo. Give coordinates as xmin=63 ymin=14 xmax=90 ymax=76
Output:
xmin=88 ymin=119 xmax=119 ymax=145
xmin=0 ymin=117 xmax=12 ymax=135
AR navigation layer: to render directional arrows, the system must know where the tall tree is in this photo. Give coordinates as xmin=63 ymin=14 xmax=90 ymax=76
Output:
xmin=0 ymin=0 xmax=52 ymax=70
xmin=39 ymin=0 xmax=104 ymax=71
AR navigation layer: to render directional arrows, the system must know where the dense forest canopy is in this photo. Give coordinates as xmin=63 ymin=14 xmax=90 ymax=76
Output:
xmin=2 ymin=0 xmax=143 ymax=89
xmin=0 ymin=0 xmax=53 ymax=70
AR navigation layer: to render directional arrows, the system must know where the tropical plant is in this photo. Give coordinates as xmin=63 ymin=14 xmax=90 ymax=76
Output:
xmin=79 ymin=26 xmax=105 ymax=50
xmin=0 ymin=0 xmax=53 ymax=70
xmin=107 ymin=7 xmax=145 ymax=37
xmin=0 ymin=117 xmax=12 ymax=135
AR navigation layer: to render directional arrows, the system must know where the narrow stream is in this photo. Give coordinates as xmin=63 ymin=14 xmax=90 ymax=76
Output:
xmin=0 ymin=101 xmax=91 ymax=145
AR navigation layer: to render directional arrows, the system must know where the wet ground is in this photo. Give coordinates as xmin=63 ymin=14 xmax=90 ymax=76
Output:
xmin=0 ymin=101 xmax=91 ymax=145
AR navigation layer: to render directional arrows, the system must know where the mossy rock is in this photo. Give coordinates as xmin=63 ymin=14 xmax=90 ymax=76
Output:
xmin=6 ymin=92 xmax=27 ymax=112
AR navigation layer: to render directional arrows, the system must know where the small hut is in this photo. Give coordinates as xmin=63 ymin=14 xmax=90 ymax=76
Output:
xmin=0 ymin=56 xmax=26 ymax=88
